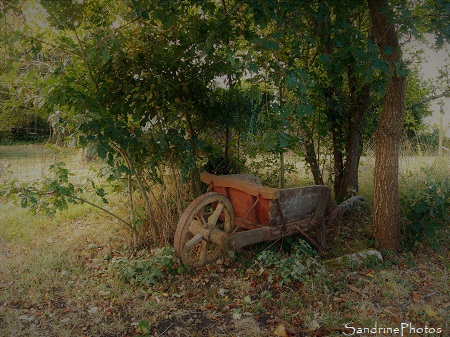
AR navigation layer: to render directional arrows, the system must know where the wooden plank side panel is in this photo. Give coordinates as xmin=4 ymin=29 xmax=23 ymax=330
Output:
xmin=269 ymin=186 xmax=331 ymax=225
xmin=228 ymin=188 xmax=258 ymax=226
xmin=213 ymin=186 xmax=229 ymax=199
xmin=255 ymin=198 xmax=272 ymax=226
xmin=200 ymin=172 xmax=280 ymax=199
xmin=210 ymin=185 xmax=273 ymax=227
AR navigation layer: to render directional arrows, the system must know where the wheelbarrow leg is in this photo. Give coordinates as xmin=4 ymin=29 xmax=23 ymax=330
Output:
xmin=313 ymin=188 xmax=331 ymax=250
xmin=317 ymin=219 xmax=327 ymax=250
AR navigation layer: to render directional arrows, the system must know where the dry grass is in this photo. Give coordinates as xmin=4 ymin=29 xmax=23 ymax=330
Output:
xmin=1 ymin=144 xmax=449 ymax=336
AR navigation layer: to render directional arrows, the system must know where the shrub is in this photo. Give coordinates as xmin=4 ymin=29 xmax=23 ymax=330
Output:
xmin=400 ymin=168 xmax=450 ymax=249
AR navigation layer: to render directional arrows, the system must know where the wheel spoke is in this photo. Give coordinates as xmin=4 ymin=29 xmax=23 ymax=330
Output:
xmin=207 ymin=202 xmax=224 ymax=226
xmin=199 ymin=241 xmax=208 ymax=265
xmin=196 ymin=210 xmax=207 ymax=227
xmin=184 ymin=233 xmax=204 ymax=252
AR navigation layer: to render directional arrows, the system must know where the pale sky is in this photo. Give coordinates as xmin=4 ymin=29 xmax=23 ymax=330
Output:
xmin=405 ymin=40 xmax=450 ymax=137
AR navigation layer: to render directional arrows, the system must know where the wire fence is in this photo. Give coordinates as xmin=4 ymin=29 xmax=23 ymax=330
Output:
xmin=0 ymin=144 xmax=96 ymax=185
xmin=1 ymin=140 xmax=449 ymax=187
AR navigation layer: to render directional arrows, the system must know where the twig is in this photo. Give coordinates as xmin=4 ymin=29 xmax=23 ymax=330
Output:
xmin=159 ymin=322 xmax=174 ymax=336
xmin=72 ymin=196 xmax=135 ymax=231
xmin=422 ymin=291 xmax=441 ymax=299
xmin=13 ymin=185 xmax=135 ymax=231
xmin=399 ymin=291 xmax=442 ymax=309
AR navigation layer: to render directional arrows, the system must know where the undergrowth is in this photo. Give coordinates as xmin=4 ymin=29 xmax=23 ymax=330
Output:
xmin=254 ymin=240 xmax=323 ymax=286
xmin=400 ymin=167 xmax=450 ymax=250
xmin=106 ymin=247 xmax=183 ymax=287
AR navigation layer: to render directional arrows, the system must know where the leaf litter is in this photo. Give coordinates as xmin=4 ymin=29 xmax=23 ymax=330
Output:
xmin=1 ymin=207 xmax=449 ymax=336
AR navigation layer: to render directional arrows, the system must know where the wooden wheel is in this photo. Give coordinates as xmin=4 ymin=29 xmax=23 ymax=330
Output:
xmin=174 ymin=192 xmax=234 ymax=268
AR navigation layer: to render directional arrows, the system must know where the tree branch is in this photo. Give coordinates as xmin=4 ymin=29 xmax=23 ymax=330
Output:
xmin=72 ymin=195 xmax=134 ymax=231
xmin=73 ymin=28 xmax=99 ymax=93
xmin=407 ymin=88 xmax=450 ymax=110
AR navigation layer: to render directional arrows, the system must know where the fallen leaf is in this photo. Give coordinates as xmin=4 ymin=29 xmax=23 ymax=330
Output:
xmin=218 ymin=288 xmax=227 ymax=296
xmin=412 ymin=292 xmax=421 ymax=303
xmin=232 ymin=312 xmax=242 ymax=320
xmin=88 ymin=306 xmax=98 ymax=314
xmin=308 ymin=320 xmax=320 ymax=330
xmin=424 ymin=306 xmax=439 ymax=317
xmin=17 ymin=315 xmax=34 ymax=321
xmin=347 ymin=284 xmax=362 ymax=293
xmin=274 ymin=323 xmax=288 ymax=337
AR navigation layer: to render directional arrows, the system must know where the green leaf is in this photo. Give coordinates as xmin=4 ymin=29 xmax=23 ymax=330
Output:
xmin=261 ymin=40 xmax=280 ymax=51
xmin=97 ymin=144 xmax=108 ymax=159
xmin=278 ymin=133 xmax=288 ymax=149
xmin=101 ymin=48 xmax=110 ymax=64
xmin=413 ymin=201 xmax=428 ymax=214
xmin=384 ymin=45 xmax=394 ymax=55
xmin=410 ymin=221 xmax=421 ymax=233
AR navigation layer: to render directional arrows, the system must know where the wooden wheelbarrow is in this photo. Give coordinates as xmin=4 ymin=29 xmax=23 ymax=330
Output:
xmin=174 ymin=172 xmax=365 ymax=267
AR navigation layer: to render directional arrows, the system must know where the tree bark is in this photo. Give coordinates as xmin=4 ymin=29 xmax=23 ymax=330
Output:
xmin=339 ymin=68 xmax=370 ymax=200
xmin=310 ymin=0 xmax=341 ymax=191
xmin=332 ymin=115 xmax=344 ymax=198
xmin=301 ymin=126 xmax=324 ymax=185
xmin=367 ymin=0 xmax=406 ymax=251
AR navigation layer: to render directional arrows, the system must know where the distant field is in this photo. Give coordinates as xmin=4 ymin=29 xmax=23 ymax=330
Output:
xmin=0 ymin=144 xmax=96 ymax=183
xmin=1 ymin=143 xmax=448 ymax=191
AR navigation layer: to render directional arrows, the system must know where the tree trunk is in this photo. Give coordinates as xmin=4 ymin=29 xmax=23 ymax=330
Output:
xmin=311 ymin=1 xmax=344 ymax=197
xmin=332 ymin=118 xmax=344 ymax=198
xmin=339 ymin=70 xmax=370 ymax=200
xmin=184 ymin=110 xmax=201 ymax=196
xmin=368 ymin=0 xmax=406 ymax=252
xmin=301 ymin=126 xmax=324 ymax=185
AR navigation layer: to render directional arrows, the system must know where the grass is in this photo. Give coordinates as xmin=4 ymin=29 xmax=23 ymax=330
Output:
xmin=1 ymin=144 xmax=449 ymax=336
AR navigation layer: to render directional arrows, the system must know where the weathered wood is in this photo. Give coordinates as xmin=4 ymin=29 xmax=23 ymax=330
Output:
xmin=225 ymin=218 xmax=315 ymax=250
xmin=269 ymin=186 xmax=330 ymax=225
xmin=176 ymin=172 xmax=366 ymax=267
xmin=313 ymin=188 xmax=331 ymax=249
xmin=200 ymin=172 xmax=280 ymax=199
xmin=174 ymin=192 xmax=234 ymax=267
xmin=185 ymin=233 xmax=204 ymax=251
xmin=188 ymin=220 xmax=228 ymax=246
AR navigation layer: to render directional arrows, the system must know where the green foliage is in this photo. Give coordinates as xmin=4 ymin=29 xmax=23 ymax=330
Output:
xmin=136 ymin=319 xmax=152 ymax=336
xmin=401 ymin=168 xmax=450 ymax=249
xmin=248 ymin=153 xmax=296 ymax=187
xmin=2 ymin=0 xmax=449 ymax=245
xmin=0 ymin=1 xmax=55 ymax=139
xmin=3 ymin=162 xmax=81 ymax=215
xmin=404 ymin=71 xmax=434 ymax=138
xmin=255 ymin=240 xmax=323 ymax=286
xmin=1 ymin=161 xmax=136 ymax=232
xmin=407 ymin=127 xmax=450 ymax=155
xmin=107 ymin=246 xmax=182 ymax=286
